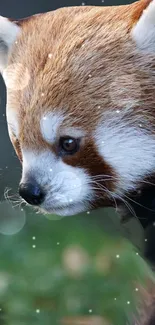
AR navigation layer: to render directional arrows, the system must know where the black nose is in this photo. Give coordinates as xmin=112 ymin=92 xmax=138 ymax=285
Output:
xmin=19 ymin=182 xmax=45 ymax=206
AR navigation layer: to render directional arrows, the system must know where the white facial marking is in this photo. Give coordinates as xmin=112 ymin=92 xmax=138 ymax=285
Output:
xmin=21 ymin=149 xmax=93 ymax=216
xmin=95 ymin=117 xmax=155 ymax=195
xmin=131 ymin=0 xmax=155 ymax=52
xmin=40 ymin=112 xmax=64 ymax=144
xmin=40 ymin=112 xmax=86 ymax=144
xmin=6 ymin=109 xmax=19 ymax=138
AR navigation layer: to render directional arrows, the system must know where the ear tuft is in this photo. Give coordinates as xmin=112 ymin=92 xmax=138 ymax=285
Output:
xmin=0 ymin=16 xmax=20 ymax=73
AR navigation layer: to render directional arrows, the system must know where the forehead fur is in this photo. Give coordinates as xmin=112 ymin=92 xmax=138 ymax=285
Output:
xmin=6 ymin=1 xmax=155 ymax=148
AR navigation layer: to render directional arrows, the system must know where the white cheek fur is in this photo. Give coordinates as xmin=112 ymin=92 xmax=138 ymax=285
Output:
xmin=95 ymin=118 xmax=155 ymax=195
xmin=21 ymin=149 xmax=93 ymax=215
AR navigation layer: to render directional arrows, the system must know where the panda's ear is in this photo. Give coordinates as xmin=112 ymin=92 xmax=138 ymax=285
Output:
xmin=131 ymin=0 xmax=155 ymax=53
xmin=0 ymin=16 xmax=20 ymax=73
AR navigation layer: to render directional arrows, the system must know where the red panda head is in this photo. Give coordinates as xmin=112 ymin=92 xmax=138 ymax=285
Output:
xmin=1 ymin=0 xmax=155 ymax=217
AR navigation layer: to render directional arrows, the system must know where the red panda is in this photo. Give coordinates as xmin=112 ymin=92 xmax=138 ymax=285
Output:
xmin=1 ymin=1 xmax=155 ymax=323
xmin=0 ymin=0 xmax=155 ymax=220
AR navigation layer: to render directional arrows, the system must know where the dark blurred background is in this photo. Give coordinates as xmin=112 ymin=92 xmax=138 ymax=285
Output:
xmin=0 ymin=1 xmax=153 ymax=325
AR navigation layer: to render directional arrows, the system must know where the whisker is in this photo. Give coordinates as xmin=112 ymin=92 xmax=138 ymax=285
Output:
xmin=4 ymin=187 xmax=27 ymax=210
xmin=121 ymin=192 xmax=155 ymax=214
xmin=114 ymin=193 xmax=137 ymax=219
xmin=90 ymin=174 xmax=155 ymax=214
xmin=90 ymin=178 xmax=140 ymax=222
xmin=91 ymin=174 xmax=119 ymax=181
xmin=140 ymin=179 xmax=155 ymax=187
xmin=90 ymin=179 xmax=118 ymax=209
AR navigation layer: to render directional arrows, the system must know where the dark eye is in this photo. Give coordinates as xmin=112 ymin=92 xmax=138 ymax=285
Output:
xmin=59 ymin=137 xmax=80 ymax=155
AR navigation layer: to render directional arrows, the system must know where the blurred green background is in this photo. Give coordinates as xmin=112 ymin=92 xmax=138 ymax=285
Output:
xmin=0 ymin=201 xmax=153 ymax=325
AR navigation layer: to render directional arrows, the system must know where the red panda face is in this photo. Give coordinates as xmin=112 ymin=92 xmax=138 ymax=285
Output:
xmin=1 ymin=1 xmax=155 ymax=216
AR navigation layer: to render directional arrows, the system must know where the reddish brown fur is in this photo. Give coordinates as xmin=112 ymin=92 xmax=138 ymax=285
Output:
xmin=6 ymin=0 xmax=155 ymax=209
xmin=5 ymin=3 xmax=154 ymax=208
xmin=130 ymin=0 xmax=152 ymax=26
